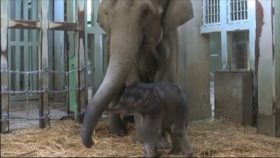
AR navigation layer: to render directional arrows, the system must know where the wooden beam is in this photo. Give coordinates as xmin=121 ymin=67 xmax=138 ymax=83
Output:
xmin=38 ymin=0 xmax=50 ymax=128
xmin=76 ymin=0 xmax=87 ymax=123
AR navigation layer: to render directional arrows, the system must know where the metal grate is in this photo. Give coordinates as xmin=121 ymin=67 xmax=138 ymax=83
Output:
xmin=204 ymin=0 xmax=220 ymax=24
xmin=229 ymin=0 xmax=248 ymax=22
xmin=231 ymin=41 xmax=248 ymax=70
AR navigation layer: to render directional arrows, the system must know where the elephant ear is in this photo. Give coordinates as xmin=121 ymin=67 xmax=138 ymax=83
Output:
xmin=162 ymin=0 xmax=194 ymax=35
xmin=139 ymin=87 xmax=165 ymax=113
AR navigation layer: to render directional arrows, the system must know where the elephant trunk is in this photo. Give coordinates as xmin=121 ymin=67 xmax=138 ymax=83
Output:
xmin=81 ymin=27 xmax=141 ymax=148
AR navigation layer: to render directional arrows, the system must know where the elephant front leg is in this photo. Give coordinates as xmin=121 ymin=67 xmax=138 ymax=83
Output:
xmin=133 ymin=113 xmax=144 ymax=144
xmin=108 ymin=90 xmax=127 ymax=136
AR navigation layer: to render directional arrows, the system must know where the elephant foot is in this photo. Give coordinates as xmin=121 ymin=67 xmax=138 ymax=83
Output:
xmin=144 ymin=150 xmax=161 ymax=158
xmin=157 ymin=136 xmax=172 ymax=149
xmin=109 ymin=112 xmax=128 ymax=136
xmin=168 ymin=148 xmax=182 ymax=155
xmin=132 ymin=136 xmax=144 ymax=144
xmin=168 ymin=148 xmax=193 ymax=157
xmin=109 ymin=121 xmax=128 ymax=136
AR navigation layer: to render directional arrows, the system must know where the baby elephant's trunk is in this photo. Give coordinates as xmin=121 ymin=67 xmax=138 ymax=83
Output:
xmin=106 ymin=106 xmax=133 ymax=120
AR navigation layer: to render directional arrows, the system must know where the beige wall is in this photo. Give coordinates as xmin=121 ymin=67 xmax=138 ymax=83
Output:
xmin=178 ymin=0 xmax=211 ymax=121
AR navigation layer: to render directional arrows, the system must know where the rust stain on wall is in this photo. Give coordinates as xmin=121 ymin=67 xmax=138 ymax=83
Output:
xmin=255 ymin=0 xmax=264 ymax=68
xmin=272 ymin=0 xmax=275 ymax=60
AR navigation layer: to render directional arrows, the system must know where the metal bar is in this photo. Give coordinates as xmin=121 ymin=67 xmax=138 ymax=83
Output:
xmin=23 ymin=0 xmax=29 ymax=93
xmin=8 ymin=20 xmax=80 ymax=31
xmin=31 ymin=0 xmax=38 ymax=92
xmin=85 ymin=27 xmax=105 ymax=34
xmin=15 ymin=1 xmax=21 ymax=96
xmin=67 ymin=0 xmax=76 ymax=114
xmin=38 ymin=0 xmax=50 ymax=128
xmin=47 ymin=0 xmax=54 ymax=99
xmin=53 ymin=0 xmax=65 ymax=101
xmin=76 ymin=0 xmax=87 ymax=122
xmin=93 ymin=0 xmax=103 ymax=92
xmin=48 ymin=22 xmax=79 ymax=31
xmin=9 ymin=41 xmax=38 ymax=45
xmin=1 ymin=0 xmax=10 ymax=133
xmin=7 ymin=0 xmax=14 ymax=96
xmin=9 ymin=95 xmax=40 ymax=101
xmin=8 ymin=20 xmax=41 ymax=29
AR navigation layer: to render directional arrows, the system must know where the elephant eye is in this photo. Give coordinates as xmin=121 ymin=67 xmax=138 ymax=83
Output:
xmin=143 ymin=7 xmax=150 ymax=17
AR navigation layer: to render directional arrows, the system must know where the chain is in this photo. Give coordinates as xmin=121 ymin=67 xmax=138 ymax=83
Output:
xmin=0 ymin=67 xmax=85 ymax=74
xmin=26 ymin=72 xmax=30 ymax=119
xmin=0 ymin=85 xmax=85 ymax=94
xmin=0 ymin=65 xmax=87 ymax=123
xmin=0 ymin=111 xmax=86 ymax=122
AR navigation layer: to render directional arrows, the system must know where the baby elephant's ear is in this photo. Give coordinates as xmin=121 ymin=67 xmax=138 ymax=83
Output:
xmin=140 ymin=102 xmax=157 ymax=113
xmin=139 ymin=87 xmax=164 ymax=113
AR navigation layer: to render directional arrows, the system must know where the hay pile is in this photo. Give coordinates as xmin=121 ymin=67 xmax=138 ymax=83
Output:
xmin=1 ymin=119 xmax=280 ymax=157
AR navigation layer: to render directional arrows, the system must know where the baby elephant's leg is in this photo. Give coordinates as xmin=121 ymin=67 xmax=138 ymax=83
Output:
xmin=143 ymin=115 xmax=162 ymax=157
xmin=133 ymin=113 xmax=144 ymax=144
xmin=169 ymin=133 xmax=181 ymax=154
xmin=169 ymin=123 xmax=193 ymax=156
xmin=156 ymin=127 xmax=172 ymax=149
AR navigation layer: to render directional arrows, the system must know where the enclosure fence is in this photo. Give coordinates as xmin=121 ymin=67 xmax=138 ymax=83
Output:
xmin=0 ymin=0 xmax=87 ymax=133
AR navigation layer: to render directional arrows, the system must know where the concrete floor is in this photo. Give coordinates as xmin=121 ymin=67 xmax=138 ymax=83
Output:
xmin=7 ymin=82 xmax=215 ymax=131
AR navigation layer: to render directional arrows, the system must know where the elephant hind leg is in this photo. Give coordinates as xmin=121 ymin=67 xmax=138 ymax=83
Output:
xmin=109 ymin=113 xmax=127 ymax=136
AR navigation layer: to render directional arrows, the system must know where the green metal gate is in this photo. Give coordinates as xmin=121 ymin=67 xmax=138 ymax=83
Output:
xmin=1 ymin=0 xmax=87 ymax=132
xmin=7 ymin=0 xmax=54 ymax=101
xmin=85 ymin=0 xmax=108 ymax=98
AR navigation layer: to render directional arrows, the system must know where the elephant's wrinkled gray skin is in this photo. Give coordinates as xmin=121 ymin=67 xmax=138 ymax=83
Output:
xmin=106 ymin=81 xmax=193 ymax=157
xmin=81 ymin=0 xmax=194 ymax=149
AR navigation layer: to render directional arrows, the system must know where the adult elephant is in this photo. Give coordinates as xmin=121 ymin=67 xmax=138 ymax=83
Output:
xmin=82 ymin=0 xmax=194 ymax=148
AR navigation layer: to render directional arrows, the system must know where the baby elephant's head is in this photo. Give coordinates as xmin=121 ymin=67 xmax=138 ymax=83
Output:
xmin=106 ymin=86 xmax=141 ymax=116
xmin=106 ymin=82 xmax=164 ymax=115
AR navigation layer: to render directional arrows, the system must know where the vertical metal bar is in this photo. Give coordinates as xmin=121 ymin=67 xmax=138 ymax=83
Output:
xmin=215 ymin=0 xmax=218 ymax=23
xmin=48 ymin=0 xmax=54 ymax=99
xmin=53 ymin=0 xmax=64 ymax=101
xmin=23 ymin=0 xmax=29 ymax=90
xmin=38 ymin=0 xmax=50 ymax=128
xmin=67 ymin=0 xmax=74 ymax=114
xmin=93 ymin=0 xmax=103 ymax=91
xmin=31 ymin=0 xmax=38 ymax=92
xmin=1 ymin=0 xmax=10 ymax=133
xmin=8 ymin=0 xmax=13 ymax=96
xmin=242 ymin=0 xmax=245 ymax=20
xmin=207 ymin=1 xmax=210 ymax=24
xmin=15 ymin=1 xmax=21 ymax=95
xmin=237 ymin=0 xmax=240 ymax=20
xmin=210 ymin=0 xmax=212 ymax=23
xmin=76 ymin=0 xmax=87 ymax=122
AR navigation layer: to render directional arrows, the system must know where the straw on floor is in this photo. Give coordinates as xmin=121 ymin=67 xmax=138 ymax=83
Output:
xmin=1 ymin=119 xmax=280 ymax=157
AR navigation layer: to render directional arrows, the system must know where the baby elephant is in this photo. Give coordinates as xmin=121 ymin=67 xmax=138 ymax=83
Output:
xmin=106 ymin=81 xmax=193 ymax=157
